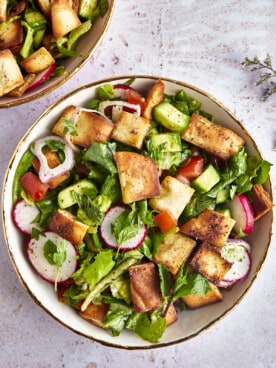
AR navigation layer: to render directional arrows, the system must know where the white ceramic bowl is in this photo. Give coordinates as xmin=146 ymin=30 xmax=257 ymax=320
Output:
xmin=2 ymin=76 xmax=273 ymax=349
xmin=0 ymin=0 xmax=114 ymax=108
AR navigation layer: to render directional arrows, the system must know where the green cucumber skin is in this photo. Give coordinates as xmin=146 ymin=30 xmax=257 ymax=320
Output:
xmin=149 ymin=132 xmax=182 ymax=152
xmin=152 ymin=101 xmax=190 ymax=132
xmin=216 ymin=188 xmax=229 ymax=205
xmin=192 ymin=164 xmax=220 ymax=193
xmin=58 ymin=179 xmax=97 ymax=209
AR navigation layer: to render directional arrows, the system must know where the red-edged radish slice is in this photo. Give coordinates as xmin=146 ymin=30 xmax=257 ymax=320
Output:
xmin=229 ymin=193 xmax=254 ymax=235
xmin=26 ymin=63 xmax=56 ymax=92
xmin=100 ymin=205 xmax=147 ymax=250
xmin=219 ymin=240 xmax=251 ymax=287
xmin=222 ymin=238 xmax=251 ymax=254
xmin=27 ymin=231 xmax=78 ymax=284
xmin=218 ymin=279 xmax=235 ymax=288
xmin=12 ymin=199 xmax=40 ymax=234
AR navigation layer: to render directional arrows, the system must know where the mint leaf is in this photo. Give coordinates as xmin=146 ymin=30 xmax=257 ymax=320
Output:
xmin=82 ymin=142 xmax=117 ymax=174
xmin=103 ymin=302 xmax=133 ymax=336
xmin=43 ymin=239 xmax=67 ymax=291
xmin=172 ymin=263 xmax=211 ymax=302
xmin=43 ymin=239 xmax=67 ymax=267
xmin=126 ymin=312 xmax=166 ymax=343
xmin=111 ymin=209 xmax=140 ymax=246
xmin=158 ymin=264 xmax=171 ymax=298
xmin=62 ymin=117 xmax=78 ymax=136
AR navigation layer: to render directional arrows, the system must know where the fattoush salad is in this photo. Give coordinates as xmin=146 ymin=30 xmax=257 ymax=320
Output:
xmin=12 ymin=79 xmax=273 ymax=343
xmin=0 ymin=0 xmax=108 ymax=97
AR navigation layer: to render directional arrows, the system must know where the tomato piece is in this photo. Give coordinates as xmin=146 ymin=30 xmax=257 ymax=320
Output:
xmin=127 ymin=90 xmax=146 ymax=113
xmin=154 ymin=209 xmax=177 ymax=233
xmin=20 ymin=172 xmax=49 ymax=201
xmin=177 ymin=156 xmax=204 ymax=181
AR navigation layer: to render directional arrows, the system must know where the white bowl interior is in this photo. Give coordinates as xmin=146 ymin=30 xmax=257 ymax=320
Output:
xmin=0 ymin=0 xmax=114 ymax=108
xmin=2 ymin=76 xmax=273 ymax=348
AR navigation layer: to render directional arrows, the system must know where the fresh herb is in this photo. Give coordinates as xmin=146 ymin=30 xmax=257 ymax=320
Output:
xmin=111 ymin=208 xmax=140 ymax=246
xmin=103 ymin=302 xmax=133 ymax=336
xmin=126 ymin=310 xmax=167 ymax=344
xmin=43 ymin=239 xmax=67 ymax=291
xmin=158 ymin=263 xmax=211 ymax=304
xmin=83 ymin=249 xmax=115 ymax=291
xmin=97 ymin=83 xmax=115 ymax=100
xmin=62 ymin=118 xmax=78 ymax=136
xmin=242 ymin=53 xmax=276 ymax=101
xmin=83 ymin=142 xmax=118 ymax=174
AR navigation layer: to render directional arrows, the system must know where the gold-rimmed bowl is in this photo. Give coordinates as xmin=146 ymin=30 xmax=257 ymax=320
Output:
xmin=0 ymin=0 xmax=114 ymax=108
xmin=1 ymin=76 xmax=273 ymax=349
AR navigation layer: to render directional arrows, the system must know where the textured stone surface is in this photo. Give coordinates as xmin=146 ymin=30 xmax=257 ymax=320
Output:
xmin=0 ymin=1 xmax=275 ymax=367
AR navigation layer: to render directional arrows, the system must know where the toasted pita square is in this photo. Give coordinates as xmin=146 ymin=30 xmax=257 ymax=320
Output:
xmin=0 ymin=49 xmax=24 ymax=96
xmin=114 ymin=151 xmax=161 ymax=204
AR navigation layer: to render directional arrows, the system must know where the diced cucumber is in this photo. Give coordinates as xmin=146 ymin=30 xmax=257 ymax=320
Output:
xmin=152 ymin=101 xmax=190 ymax=132
xmin=215 ymin=207 xmax=232 ymax=218
xmin=192 ymin=164 xmax=220 ymax=193
xmin=58 ymin=179 xmax=98 ymax=209
xmin=148 ymin=132 xmax=182 ymax=152
xmin=216 ymin=188 xmax=229 ymax=204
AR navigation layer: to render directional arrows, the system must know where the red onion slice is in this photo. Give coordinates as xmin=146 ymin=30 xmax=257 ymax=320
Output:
xmin=98 ymin=100 xmax=141 ymax=117
xmin=31 ymin=135 xmax=75 ymax=183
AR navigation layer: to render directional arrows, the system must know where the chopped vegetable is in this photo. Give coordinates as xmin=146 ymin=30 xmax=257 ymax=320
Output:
xmin=27 ymin=231 xmax=78 ymax=289
xmin=153 ymin=209 xmax=177 ymax=233
xmin=228 ymin=193 xmax=254 ymax=235
xmin=12 ymin=199 xmax=41 ymax=234
xmin=20 ymin=172 xmax=49 ymax=201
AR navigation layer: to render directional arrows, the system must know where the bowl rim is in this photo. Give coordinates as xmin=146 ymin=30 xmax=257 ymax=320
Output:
xmin=0 ymin=0 xmax=115 ymax=108
xmin=1 ymin=75 xmax=274 ymax=349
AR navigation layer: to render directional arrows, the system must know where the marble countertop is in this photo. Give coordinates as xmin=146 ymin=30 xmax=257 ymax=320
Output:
xmin=0 ymin=1 xmax=275 ymax=367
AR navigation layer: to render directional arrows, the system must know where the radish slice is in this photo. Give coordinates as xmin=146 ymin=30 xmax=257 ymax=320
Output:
xmin=229 ymin=193 xmax=254 ymax=235
xmin=219 ymin=239 xmax=252 ymax=287
xmin=218 ymin=279 xmax=235 ymax=288
xmin=12 ymin=199 xmax=40 ymax=234
xmin=27 ymin=231 xmax=78 ymax=284
xmin=26 ymin=64 xmax=56 ymax=92
xmin=31 ymin=135 xmax=75 ymax=183
xmin=100 ymin=205 xmax=147 ymax=250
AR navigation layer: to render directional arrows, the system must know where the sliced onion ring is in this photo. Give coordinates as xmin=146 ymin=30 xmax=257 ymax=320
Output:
xmin=31 ymin=135 xmax=75 ymax=183
xmin=98 ymin=100 xmax=141 ymax=117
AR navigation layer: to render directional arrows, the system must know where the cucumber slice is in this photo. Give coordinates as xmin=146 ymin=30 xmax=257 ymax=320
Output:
xmin=58 ymin=179 xmax=98 ymax=209
xmin=216 ymin=188 xmax=229 ymax=204
xmin=152 ymin=101 xmax=190 ymax=132
xmin=215 ymin=207 xmax=232 ymax=218
xmin=192 ymin=164 xmax=220 ymax=192
xmin=148 ymin=132 xmax=182 ymax=152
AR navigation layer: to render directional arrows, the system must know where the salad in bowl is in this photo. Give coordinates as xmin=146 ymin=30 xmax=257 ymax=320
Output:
xmin=2 ymin=77 xmax=273 ymax=348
